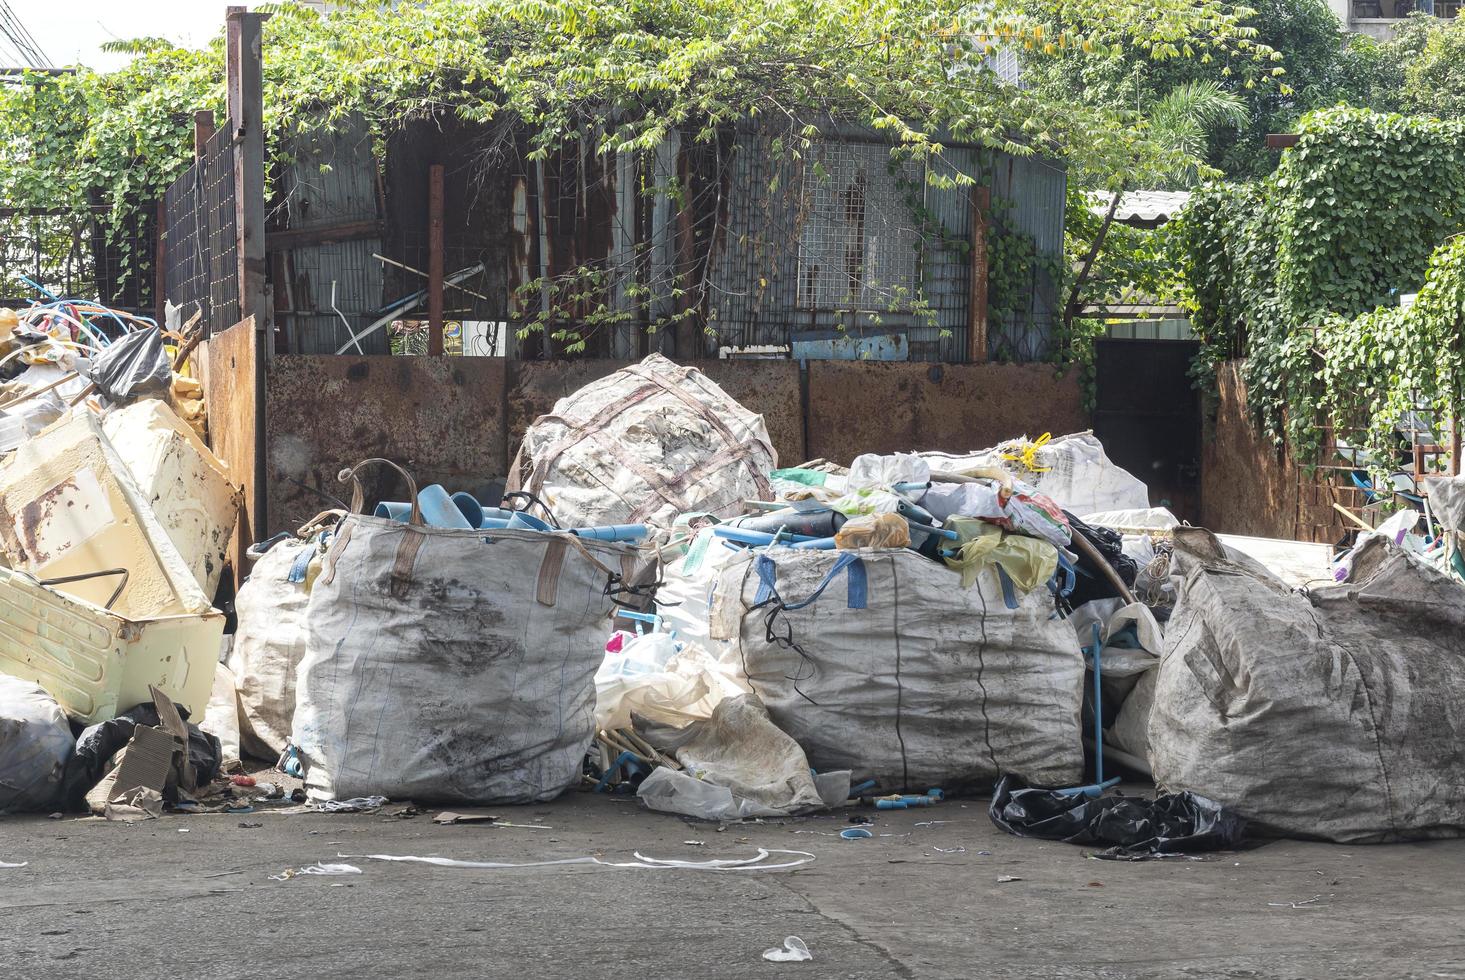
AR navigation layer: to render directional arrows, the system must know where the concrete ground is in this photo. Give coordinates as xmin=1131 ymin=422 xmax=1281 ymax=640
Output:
xmin=1 ymin=792 xmax=1463 ymax=980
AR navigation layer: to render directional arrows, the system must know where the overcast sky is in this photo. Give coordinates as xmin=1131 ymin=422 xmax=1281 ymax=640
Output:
xmin=8 ymin=1 xmax=235 ymax=71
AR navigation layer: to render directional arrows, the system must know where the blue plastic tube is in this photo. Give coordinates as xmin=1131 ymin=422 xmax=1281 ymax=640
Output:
xmin=569 ymin=524 xmax=649 ymax=542
xmin=713 ymin=526 xmax=821 ymax=547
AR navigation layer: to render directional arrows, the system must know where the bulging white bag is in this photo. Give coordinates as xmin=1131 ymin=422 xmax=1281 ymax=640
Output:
xmin=512 ymin=354 xmax=777 ymax=527
xmin=294 ymin=461 xmax=627 ymax=804
xmin=232 ymin=534 xmax=319 ymax=760
xmin=709 ymin=548 xmax=1085 ymax=791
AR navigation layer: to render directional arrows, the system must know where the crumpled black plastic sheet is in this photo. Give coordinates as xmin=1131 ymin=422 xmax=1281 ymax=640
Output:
xmin=85 ymin=327 xmax=172 ymax=403
xmin=988 ymin=774 xmax=1246 ymax=859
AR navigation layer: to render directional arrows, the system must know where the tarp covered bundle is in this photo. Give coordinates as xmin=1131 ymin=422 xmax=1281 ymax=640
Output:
xmin=293 ymin=507 xmax=627 ymax=804
xmin=1147 ymin=527 xmax=1465 ymax=843
xmin=513 ymin=353 xmax=777 ymax=527
xmin=708 ymin=548 xmax=1085 ymax=792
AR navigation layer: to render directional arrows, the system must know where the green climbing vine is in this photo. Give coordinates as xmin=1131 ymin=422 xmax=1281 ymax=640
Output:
xmin=0 ymin=0 xmax=1274 ymax=338
xmin=1171 ymin=107 xmax=1465 ymax=465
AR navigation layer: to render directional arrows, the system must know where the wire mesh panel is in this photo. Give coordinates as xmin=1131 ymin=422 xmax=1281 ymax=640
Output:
xmin=795 ymin=143 xmax=924 ymax=311
xmin=707 ymin=134 xmax=974 ymax=361
xmin=162 ymin=124 xmax=239 ymax=335
xmin=0 ymin=205 xmax=155 ymax=314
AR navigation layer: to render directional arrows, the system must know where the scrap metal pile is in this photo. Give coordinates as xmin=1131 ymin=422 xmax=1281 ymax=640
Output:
xmin=3 ymin=350 xmax=1463 ymax=852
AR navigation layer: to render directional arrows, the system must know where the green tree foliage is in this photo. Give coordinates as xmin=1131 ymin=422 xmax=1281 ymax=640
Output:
xmin=0 ymin=0 xmax=1277 ymax=216
xmin=1398 ymin=14 xmax=1465 ymax=118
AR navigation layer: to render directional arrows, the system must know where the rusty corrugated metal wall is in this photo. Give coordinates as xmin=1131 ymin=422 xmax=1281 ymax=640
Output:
xmin=271 ymin=115 xmax=388 ymax=355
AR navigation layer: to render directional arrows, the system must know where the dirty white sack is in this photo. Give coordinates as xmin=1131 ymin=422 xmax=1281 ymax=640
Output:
xmin=294 ymin=518 xmax=624 ymax=804
xmin=514 ymin=353 xmax=777 ymax=527
xmin=232 ymin=537 xmax=316 ymax=759
xmin=1147 ymin=527 xmax=1465 ymax=842
xmin=710 ymin=549 xmax=1085 ymax=790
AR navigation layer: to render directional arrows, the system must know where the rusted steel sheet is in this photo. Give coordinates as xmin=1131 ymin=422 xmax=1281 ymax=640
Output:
xmin=505 ymin=359 xmax=805 ymax=465
xmin=265 ymin=355 xmax=507 ymax=536
xmin=805 ymin=360 xmax=1087 ymax=464
xmin=198 ymin=317 xmax=259 ymax=571
xmin=1200 ymin=361 xmax=1341 ymax=542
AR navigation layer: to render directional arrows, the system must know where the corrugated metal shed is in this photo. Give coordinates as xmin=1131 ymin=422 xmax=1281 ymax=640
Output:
xmin=271 ymin=115 xmax=388 ymax=355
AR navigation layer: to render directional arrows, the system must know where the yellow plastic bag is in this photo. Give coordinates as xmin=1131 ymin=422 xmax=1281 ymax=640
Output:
xmin=834 ymin=512 xmax=911 ymax=550
xmin=942 ymin=517 xmax=1057 ymax=591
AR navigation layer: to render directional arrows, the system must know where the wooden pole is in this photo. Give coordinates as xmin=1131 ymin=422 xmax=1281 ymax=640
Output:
xmin=227 ymin=8 xmax=269 ymax=348
xmin=227 ymin=6 xmax=270 ymax=546
xmin=193 ymin=109 xmax=215 ymax=164
xmin=967 ymin=185 xmax=990 ymax=364
xmin=428 ymin=163 xmax=445 ymax=356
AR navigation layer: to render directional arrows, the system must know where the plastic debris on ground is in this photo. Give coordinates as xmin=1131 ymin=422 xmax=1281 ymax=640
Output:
xmin=344 ymin=848 xmax=815 ymax=873
xmin=762 ymin=937 xmax=813 ymax=962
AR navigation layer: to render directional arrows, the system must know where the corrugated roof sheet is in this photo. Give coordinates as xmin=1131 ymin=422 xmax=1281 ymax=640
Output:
xmin=1088 ymin=190 xmax=1192 ymax=225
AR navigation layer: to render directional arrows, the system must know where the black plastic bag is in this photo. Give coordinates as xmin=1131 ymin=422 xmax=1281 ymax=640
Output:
xmin=59 ymin=702 xmax=222 ymax=810
xmin=988 ymin=774 xmax=1246 ymax=858
xmin=85 ymin=328 xmax=171 ymax=403
xmin=1063 ymin=511 xmax=1139 ymax=607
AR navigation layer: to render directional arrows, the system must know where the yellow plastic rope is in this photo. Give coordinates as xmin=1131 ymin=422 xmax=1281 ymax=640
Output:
xmin=1000 ymin=432 xmax=1053 ymax=473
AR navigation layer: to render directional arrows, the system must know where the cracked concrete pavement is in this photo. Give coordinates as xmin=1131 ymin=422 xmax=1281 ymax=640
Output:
xmin=2 ymin=792 xmax=1464 ymax=979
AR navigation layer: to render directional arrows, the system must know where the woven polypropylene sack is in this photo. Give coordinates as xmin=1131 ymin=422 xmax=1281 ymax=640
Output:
xmin=294 ymin=517 xmax=625 ymax=803
xmin=232 ymin=539 xmax=315 ymax=759
xmin=1148 ymin=528 xmax=1465 ymax=843
xmin=708 ymin=549 xmax=1085 ymax=791
xmin=515 ymin=354 xmax=777 ymax=527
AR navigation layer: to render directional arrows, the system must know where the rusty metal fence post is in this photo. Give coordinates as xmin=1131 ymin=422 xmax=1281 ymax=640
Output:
xmin=429 ymin=163 xmax=445 ymax=355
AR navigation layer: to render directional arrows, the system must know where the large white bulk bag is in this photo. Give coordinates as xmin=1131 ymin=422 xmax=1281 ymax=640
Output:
xmin=708 ymin=548 xmax=1085 ymax=791
xmin=921 ymin=431 xmax=1149 ymax=516
xmin=294 ymin=465 xmax=627 ymax=804
xmin=231 ymin=536 xmax=318 ymax=760
xmin=1148 ymin=528 xmax=1465 ymax=843
xmin=512 ymin=353 xmax=777 ymax=527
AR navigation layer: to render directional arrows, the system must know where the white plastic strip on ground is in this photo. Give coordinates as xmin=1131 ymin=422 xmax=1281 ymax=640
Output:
xmin=340 ymin=847 xmax=815 ymax=872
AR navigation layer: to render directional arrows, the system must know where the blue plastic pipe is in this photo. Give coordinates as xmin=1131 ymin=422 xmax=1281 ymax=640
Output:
xmin=570 ymin=524 xmax=649 ymax=542
xmin=712 ymin=526 xmax=820 ymax=547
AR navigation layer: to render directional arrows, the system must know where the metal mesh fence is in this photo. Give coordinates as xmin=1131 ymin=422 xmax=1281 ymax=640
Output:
xmin=162 ymin=124 xmax=239 ymax=335
xmin=0 ymin=205 xmax=155 ymax=314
